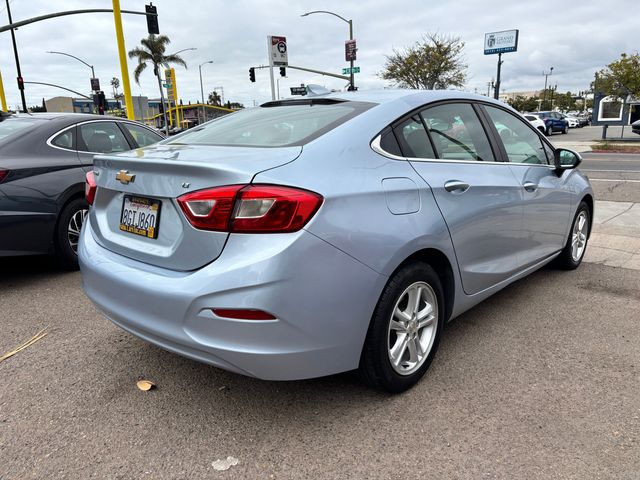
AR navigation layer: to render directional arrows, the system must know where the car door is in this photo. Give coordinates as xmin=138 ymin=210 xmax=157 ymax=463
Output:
xmin=480 ymin=104 xmax=572 ymax=266
xmin=397 ymin=102 xmax=525 ymax=295
xmin=76 ymin=121 xmax=134 ymax=170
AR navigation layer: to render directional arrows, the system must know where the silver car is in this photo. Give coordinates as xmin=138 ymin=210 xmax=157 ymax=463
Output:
xmin=79 ymin=90 xmax=593 ymax=393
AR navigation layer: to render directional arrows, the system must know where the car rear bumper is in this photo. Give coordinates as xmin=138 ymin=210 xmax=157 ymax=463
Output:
xmin=79 ymin=222 xmax=385 ymax=380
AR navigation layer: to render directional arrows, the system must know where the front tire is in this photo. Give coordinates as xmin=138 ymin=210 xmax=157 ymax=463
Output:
xmin=360 ymin=262 xmax=444 ymax=393
xmin=546 ymin=125 xmax=553 ymax=136
xmin=555 ymin=201 xmax=590 ymax=270
xmin=54 ymin=197 xmax=89 ymax=270
xmin=562 ymin=125 xmax=569 ymax=134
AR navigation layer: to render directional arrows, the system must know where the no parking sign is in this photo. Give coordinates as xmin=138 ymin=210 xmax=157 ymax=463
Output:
xmin=269 ymin=36 xmax=288 ymax=66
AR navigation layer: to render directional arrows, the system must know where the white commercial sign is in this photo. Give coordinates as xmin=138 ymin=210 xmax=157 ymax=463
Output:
xmin=269 ymin=35 xmax=288 ymax=66
xmin=484 ymin=29 xmax=519 ymax=55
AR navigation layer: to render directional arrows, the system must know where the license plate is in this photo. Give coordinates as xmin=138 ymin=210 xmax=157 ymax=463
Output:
xmin=119 ymin=195 xmax=162 ymax=239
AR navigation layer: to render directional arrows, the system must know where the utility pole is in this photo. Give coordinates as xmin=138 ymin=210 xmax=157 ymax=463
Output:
xmin=5 ymin=0 xmax=27 ymax=112
xmin=542 ymin=67 xmax=554 ymax=110
xmin=0 ymin=70 xmax=7 ymax=111
xmin=267 ymin=36 xmax=276 ymax=101
xmin=112 ymin=0 xmax=134 ymax=120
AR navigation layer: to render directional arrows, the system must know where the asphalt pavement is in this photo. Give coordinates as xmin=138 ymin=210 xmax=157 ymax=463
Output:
xmin=580 ymin=153 xmax=640 ymax=203
xmin=1 ymin=253 xmax=639 ymax=479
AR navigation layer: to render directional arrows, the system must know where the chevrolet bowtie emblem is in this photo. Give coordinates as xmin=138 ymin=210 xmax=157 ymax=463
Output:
xmin=115 ymin=170 xmax=135 ymax=185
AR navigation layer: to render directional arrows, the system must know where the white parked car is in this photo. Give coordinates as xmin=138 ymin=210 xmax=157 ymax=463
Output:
xmin=524 ymin=114 xmax=546 ymax=134
xmin=563 ymin=115 xmax=580 ymax=128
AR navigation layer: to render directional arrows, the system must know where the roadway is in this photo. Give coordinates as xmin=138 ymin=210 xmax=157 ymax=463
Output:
xmin=580 ymin=153 xmax=640 ymax=203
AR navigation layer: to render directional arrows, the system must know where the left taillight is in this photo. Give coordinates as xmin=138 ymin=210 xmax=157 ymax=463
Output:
xmin=85 ymin=171 xmax=97 ymax=205
xmin=0 ymin=168 xmax=9 ymax=184
xmin=177 ymin=184 xmax=323 ymax=233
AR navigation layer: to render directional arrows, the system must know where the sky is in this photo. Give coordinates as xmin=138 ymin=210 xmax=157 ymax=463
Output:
xmin=0 ymin=0 xmax=636 ymax=110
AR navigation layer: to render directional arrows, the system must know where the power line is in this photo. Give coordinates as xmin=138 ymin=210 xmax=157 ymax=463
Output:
xmin=0 ymin=0 xmax=14 ymax=18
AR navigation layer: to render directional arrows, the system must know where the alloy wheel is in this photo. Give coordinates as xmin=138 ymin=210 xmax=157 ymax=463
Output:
xmin=571 ymin=211 xmax=588 ymax=262
xmin=68 ymin=208 xmax=88 ymax=255
xmin=387 ymin=281 xmax=438 ymax=375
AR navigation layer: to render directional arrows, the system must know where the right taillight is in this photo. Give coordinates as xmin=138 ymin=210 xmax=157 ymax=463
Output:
xmin=177 ymin=184 xmax=323 ymax=233
xmin=0 ymin=168 xmax=9 ymax=184
xmin=85 ymin=171 xmax=97 ymax=205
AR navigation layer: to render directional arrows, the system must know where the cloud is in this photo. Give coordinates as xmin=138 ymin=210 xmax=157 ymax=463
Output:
xmin=0 ymin=0 xmax=636 ymax=110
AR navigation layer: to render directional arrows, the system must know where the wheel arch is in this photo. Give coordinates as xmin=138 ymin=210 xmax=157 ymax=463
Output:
xmin=581 ymin=193 xmax=594 ymax=237
xmin=52 ymin=183 xmax=86 ymax=241
xmin=390 ymin=248 xmax=455 ymax=323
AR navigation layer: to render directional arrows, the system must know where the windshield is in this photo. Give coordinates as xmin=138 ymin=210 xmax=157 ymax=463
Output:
xmin=0 ymin=118 xmax=39 ymax=141
xmin=167 ymin=100 xmax=375 ymax=147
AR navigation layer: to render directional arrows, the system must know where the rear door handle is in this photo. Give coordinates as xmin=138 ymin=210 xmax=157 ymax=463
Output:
xmin=444 ymin=180 xmax=470 ymax=193
xmin=523 ymin=181 xmax=538 ymax=192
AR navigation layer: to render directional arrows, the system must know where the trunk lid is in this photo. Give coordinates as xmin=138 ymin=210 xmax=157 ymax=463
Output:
xmin=88 ymin=144 xmax=301 ymax=271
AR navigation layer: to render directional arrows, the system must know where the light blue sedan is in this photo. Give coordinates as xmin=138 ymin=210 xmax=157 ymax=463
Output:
xmin=79 ymin=90 xmax=593 ymax=393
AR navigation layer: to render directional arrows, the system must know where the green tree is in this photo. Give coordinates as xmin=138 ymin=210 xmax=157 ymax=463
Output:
xmin=553 ymin=91 xmax=577 ymax=111
xmin=110 ymin=77 xmax=121 ymax=98
xmin=128 ymin=34 xmax=187 ymax=133
xmin=379 ymin=33 xmax=467 ymax=90
xmin=207 ymin=91 xmax=221 ymax=106
xmin=595 ymin=52 xmax=640 ymax=97
xmin=506 ymin=95 xmax=538 ymax=112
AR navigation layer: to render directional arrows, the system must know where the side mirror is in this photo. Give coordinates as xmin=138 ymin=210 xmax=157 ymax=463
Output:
xmin=553 ymin=148 xmax=582 ymax=171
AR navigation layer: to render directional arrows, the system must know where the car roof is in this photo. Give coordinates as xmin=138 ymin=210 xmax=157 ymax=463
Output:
xmin=10 ymin=112 xmax=124 ymax=122
xmin=305 ymin=88 xmax=509 ymax=108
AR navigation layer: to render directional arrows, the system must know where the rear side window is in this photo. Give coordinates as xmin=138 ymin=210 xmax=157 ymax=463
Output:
xmin=393 ymin=116 xmax=435 ymax=159
xmin=122 ymin=122 xmax=162 ymax=147
xmin=421 ymin=103 xmax=495 ymax=162
xmin=51 ymin=128 xmax=75 ymax=150
xmin=379 ymin=129 xmax=402 ymax=157
xmin=167 ymin=101 xmax=374 ymax=147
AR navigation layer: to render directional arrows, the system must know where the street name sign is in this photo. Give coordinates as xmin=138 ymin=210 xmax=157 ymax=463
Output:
xmin=484 ymin=29 xmax=519 ymax=55
xmin=342 ymin=66 xmax=360 ymax=74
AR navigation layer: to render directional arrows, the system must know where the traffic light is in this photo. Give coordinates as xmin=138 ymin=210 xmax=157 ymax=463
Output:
xmin=93 ymin=91 xmax=106 ymax=115
xmin=249 ymin=67 xmax=255 ymax=83
xmin=17 ymin=77 xmax=24 ymax=91
xmin=279 ymin=67 xmax=286 ymax=77
xmin=145 ymin=3 xmax=159 ymax=35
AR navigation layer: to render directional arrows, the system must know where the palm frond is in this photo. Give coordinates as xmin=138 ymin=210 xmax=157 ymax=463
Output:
xmin=163 ymin=54 xmax=188 ymax=69
xmin=133 ymin=62 xmax=147 ymax=84
xmin=128 ymin=47 xmax=153 ymax=62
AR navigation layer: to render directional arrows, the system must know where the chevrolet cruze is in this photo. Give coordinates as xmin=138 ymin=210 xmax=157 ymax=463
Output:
xmin=79 ymin=90 xmax=593 ymax=393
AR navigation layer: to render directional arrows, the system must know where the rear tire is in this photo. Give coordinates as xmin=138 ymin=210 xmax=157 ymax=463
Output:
xmin=555 ymin=201 xmax=590 ymax=270
xmin=54 ymin=197 xmax=89 ymax=270
xmin=359 ymin=262 xmax=444 ymax=393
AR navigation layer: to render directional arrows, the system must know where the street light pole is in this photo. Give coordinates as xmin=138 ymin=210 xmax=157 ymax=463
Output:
xmin=301 ymin=10 xmax=355 ymax=91
xmin=199 ymin=60 xmax=213 ymax=124
xmin=46 ymin=51 xmax=95 ymax=81
xmin=542 ymin=66 xmax=553 ymax=109
xmin=5 ymin=0 xmax=27 ymax=112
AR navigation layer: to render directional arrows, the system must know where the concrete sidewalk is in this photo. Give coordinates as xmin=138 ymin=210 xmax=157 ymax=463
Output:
xmin=585 ymin=200 xmax=640 ymax=270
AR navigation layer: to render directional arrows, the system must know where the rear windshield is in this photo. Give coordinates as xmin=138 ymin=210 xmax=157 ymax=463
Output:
xmin=0 ymin=118 xmax=39 ymax=141
xmin=167 ymin=100 xmax=374 ymax=147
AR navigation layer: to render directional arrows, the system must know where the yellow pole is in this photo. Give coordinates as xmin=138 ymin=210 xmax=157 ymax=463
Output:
xmin=0 ymin=70 xmax=7 ymax=111
xmin=112 ymin=0 xmax=134 ymax=120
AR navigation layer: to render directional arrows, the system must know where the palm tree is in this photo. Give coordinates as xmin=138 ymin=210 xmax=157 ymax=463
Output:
xmin=128 ymin=35 xmax=187 ymax=135
xmin=207 ymin=91 xmax=221 ymax=106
